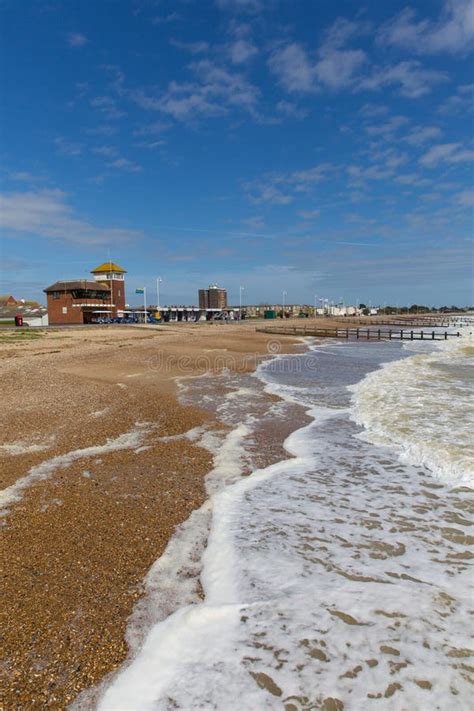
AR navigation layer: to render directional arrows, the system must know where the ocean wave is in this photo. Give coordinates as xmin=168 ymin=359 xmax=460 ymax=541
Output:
xmin=349 ymin=337 xmax=474 ymax=488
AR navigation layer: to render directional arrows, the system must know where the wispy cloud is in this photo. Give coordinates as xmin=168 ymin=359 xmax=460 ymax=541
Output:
xmin=107 ymin=158 xmax=142 ymax=173
xmin=403 ymin=126 xmax=442 ymax=146
xmin=91 ymin=145 xmax=117 ymax=157
xmin=456 ymin=189 xmax=474 ymax=206
xmin=268 ymin=43 xmax=316 ymax=93
xmin=0 ymin=189 xmax=141 ymax=245
xmin=378 ymin=0 xmax=474 ymax=55
xmin=364 ymin=115 xmax=409 ymax=137
xmin=276 ymin=100 xmax=308 ymax=119
xmin=358 ymin=61 xmax=448 ymax=98
xmin=132 ymin=60 xmax=259 ymax=121
xmin=67 ymin=32 xmax=88 ymax=47
xmin=90 ymin=95 xmax=126 ymax=120
xmin=298 ymin=209 xmax=320 ymax=220
xmin=85 ymin=125 xmax=118 ymax=136
xmin=438 ymin=84 xmax=474 ymax=115
xmin=8 ymin=171 xmax=48 ymax=184
xmin=244 ymin=163 xmax=333 ymax=204
xmin=228 ymin=38 xmax=258 ymax=64
xmin=170 ymin=39 xmax=209 ymax=54
xmin=54 ymin=137 xmax=82 ymax=156
xmin=152 ymin=13 xmax=180 ymax=25
xmin=419 ymin=142 xmax=474 ymax=167
xmin=268 ymin=17 xmax=368 ymax=93
xmin=216 ymin=0 xmax=263 ymax=13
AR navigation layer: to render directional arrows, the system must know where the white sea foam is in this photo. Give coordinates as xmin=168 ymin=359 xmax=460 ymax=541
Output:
xmin=94 ymin=341 xmax=473 ymax=710
xmin=350 ymin=336 xmax=474 ymax=487
xmin=0 ymin=434 xmax=56 ymax=456
xmin=0 ymin=423 xmax=150 ymax=514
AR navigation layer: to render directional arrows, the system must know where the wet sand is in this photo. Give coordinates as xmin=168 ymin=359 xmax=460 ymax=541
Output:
xmin=0 ymin=322 xmax=299 ymax=709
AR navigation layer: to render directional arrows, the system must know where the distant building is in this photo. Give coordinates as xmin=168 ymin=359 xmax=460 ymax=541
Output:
xmin=0 ymin=295 xmax=17 ymax=307
xmin=44 ymin=261 xmax=127 ymax=325
xmin=198 ymin=284 xmax=227 ymax=310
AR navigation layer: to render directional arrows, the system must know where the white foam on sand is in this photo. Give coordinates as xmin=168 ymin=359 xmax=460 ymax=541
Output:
xmin=0 ymin=435 xmax=56 ymax=456
xmin=0 ymin=423 xmax=150 ymax=515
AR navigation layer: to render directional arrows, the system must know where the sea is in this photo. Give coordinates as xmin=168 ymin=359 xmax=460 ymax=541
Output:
xmin=85 ymin=326 xmax=473 ymax=711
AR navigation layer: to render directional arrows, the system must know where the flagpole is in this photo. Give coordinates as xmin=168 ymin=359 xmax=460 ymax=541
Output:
xmin=144 ymin=287 xmax=147 ymax=324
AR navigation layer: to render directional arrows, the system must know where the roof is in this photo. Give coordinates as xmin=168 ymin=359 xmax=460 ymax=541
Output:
xmin=44 ymin=280 xmax=111 ymax=293
xmin=91 ymin=261 xmax=126 ymax=274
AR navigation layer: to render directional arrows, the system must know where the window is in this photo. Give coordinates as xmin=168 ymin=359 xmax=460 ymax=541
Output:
xmin=52 ymin=291 xmax=60 ymax=300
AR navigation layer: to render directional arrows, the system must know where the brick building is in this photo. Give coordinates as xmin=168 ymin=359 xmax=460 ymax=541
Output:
xmin=0 ymin=295 xmax=18 ymax=307
xmin=198 ymin=284 xmax=227 ymax=310
xmin=44 ymin=262 xmax=126 ymax=325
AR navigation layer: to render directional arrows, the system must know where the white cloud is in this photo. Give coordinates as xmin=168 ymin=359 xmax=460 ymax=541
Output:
xmin=54 ymin=137 xmax=82 ymax=157
xmin=216 ymin=0 xmax=262 ymax=12
xmin=358 ymin=103 xmax=389 ymax=118
xmin=134 ymin=139 xmax=166 ymax=150
xmin=268 ymin=31 xmax=366 ymax=93
xmin=268 ymin=17 xmax=369 ymax=94
xmin=316 ymin=47 xmax=366 ymax=89
xmin=107 ymin=158 xmax=142 ymax=173
xmin=247 ymin=184 xmax=293 ymax=205
xmin=0 ymin=190 xmax=141 ymax=245
xmin=404 ymin=126 xmax=442 ymax=146
xmin=67 ymin=33 xmax=88 ymax=47
xmin=298 ymin=209 xmax=320 ymax=219
xmin=85 ymin=125 xmax=117 ymax=136
xmin=244 ymin=164 xmax=333 ymax=204
xmin=8 ymin=171 xmax=47 ymax=183
xmin=456 ymin=189 xmax=474 ymax=206
xmin=92 ymin=145 xmax=117 ymax=157
xmin=268 ymin=43 xmax=316 ymax=93
xmin=276 ymin=100 xmax=308 ymax=119
xmin=394 ymin=174 xmax=433 ymax=188
xmin=132 ymin=60 xmax=259 ymax=121
xmin=378 ymin=0 xmax=474 ymax=55
xmin=152 ymin=13 xmax=180 ymax=25
xmin=228 ymin=39 xmax=258 ymax=64
xmin=170 ymin=39 xmax=209 ymax=54
xmin=438 ymin=84 xmax=474 ymax=115
xmin=347 ymin=164 xmax=393 ymax=183
xmin=90 ymin=96 xmax=126 ymax=120
xmin=419 ymin=142 xmax=474 ymax=167
xmin=241 ymin=215 xmax=266 ymax=230
xmin=359 ymin=61 xmax=448 ymax=98
xmin=365 ymin=115 xmax=409 ymax=136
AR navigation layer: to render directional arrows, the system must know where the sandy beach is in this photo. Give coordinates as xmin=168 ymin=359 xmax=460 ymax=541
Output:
xmin=0 ymin=321 xmax=299 ymax=709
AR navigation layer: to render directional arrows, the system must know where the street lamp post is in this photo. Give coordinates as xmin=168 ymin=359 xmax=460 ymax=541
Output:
xmin=156 ymin=277 xmax=162 ymax=309
xmin=239 ymin=286 xmax=244 ymax=320
xmin=282 ymin=290 xmax=287 ymax=319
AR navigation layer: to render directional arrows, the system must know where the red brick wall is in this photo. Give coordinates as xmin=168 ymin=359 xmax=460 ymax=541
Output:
xmin=96 ymin=279 xmax=125 ymax=315
xmin=47 ymin=293 xmax=85 ymax=325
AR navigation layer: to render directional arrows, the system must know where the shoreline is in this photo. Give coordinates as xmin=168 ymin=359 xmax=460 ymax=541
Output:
xmin=90 ymin=334 xmax=473 ymax=710
xmin=0 ymin=323 xmax=301 ymax=708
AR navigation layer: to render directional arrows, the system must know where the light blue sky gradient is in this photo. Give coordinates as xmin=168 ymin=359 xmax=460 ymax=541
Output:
xmin=1 ymin=0 xmax=473 ymax=306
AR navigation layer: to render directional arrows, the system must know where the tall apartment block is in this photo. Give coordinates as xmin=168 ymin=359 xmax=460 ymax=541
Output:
xmin=198 ymin=284 xmax=228 ymax=309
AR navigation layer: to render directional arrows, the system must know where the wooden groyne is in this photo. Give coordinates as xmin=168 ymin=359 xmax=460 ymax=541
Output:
xmin=257 ymin=326 xmax=462 ymax=341
xmin=331 ymin=316 xmax=471 ymax=328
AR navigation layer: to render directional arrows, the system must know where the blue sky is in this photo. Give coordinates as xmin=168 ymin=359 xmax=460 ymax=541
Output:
xmin=1 ymin=0 xmax=473 ymax=306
